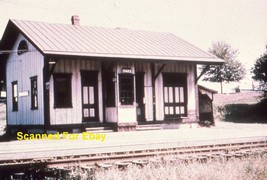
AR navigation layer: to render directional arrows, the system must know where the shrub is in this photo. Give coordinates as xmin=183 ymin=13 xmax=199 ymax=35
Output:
xmin=214 ymin=96 xmax=267 ymax=123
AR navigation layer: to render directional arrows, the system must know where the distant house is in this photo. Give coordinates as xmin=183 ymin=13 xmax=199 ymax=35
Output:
xmin=0 ymin=16 xmax=223 ymax=134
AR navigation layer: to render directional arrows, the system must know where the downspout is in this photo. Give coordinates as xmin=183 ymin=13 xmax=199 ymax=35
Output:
xmin=4 ymin=60 xmax=9 ymax=134
xmin=43 ymin=57 xmax=50 ymax=131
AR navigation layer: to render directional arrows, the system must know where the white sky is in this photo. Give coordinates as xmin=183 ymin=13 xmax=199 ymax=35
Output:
xmin=0 ymin=0 xmax=266 ymax=78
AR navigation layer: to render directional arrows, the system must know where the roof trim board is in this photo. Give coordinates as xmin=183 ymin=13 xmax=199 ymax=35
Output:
xmin=44 ymin=50 xmax=223 ymax=64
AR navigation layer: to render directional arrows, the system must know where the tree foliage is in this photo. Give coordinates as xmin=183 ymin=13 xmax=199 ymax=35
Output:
xmin=201 ymin=41 xmax=246 ymax=93
xmin=251 ymin=45 xmax=267 ymax=88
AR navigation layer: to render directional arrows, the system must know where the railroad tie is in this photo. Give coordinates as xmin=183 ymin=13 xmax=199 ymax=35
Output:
xmin=115 ymin=161 xmax=131 ymax=169
xmin=96 ymin=162 xmax=113 ymax=170
xmin=80 ymin=165 xmax=95 ymax=171
xmin=149 ymin=158 xmax=162 ymax=167
xmin=132 ymin=160 xmax=148 ymax=167
xmin=195 ymin=155 xmax=208 ymax=163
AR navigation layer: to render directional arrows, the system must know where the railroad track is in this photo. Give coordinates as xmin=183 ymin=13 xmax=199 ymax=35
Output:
xmin=1 ymin=138 xmax=267 ymax=169
xmin=0 ymin=137 xmax=267 ymax=179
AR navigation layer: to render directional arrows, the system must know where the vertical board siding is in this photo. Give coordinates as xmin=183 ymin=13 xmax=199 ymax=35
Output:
xmin=187 ymin=65 xmax=198 ymax=120
xmin=144 ymin=86 xmax=153 ymax=121
xmin=116 ymin=62 xmax=137 ymax=123
xmin=50 ymin=59 xmax=103 ymax=125
xmin=118 ymin=106 xmax=136 ymax=123
xmin=135 ymin=62 xmax=153 ymax=121
xmin=6 ymin=34 xmax=44 ymax=125
xmin=5 ymin=35 xmax=198 ymax=127
xmin=155 ymin=73 xmax=164 ymax=121
xmin=155 ymin=63 xmax=197 ymax=121
xmin=104 ymin=63 xmax=118 ymax=123
xmin=105 ymin=107 xmax=117 ymax=123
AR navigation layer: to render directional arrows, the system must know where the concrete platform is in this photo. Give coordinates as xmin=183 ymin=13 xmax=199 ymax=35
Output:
xmin=0 ymin=122 xmax=267 ymax=161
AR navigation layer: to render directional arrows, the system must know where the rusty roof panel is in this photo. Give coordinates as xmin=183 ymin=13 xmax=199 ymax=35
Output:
xmin=9 ymin=19 xmax=223 ymax=64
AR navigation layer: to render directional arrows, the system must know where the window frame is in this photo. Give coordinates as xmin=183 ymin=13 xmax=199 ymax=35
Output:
xmin=17 ymin=40 xmax=28 ymax=55
xmin=119 ymin=73 xmax=134 ymax=105
xmin=12 ymin=81 xmax=18 ymax=111
xmin=30 ymin=76 xmax=38 ymax=110
xmin=53 ymin=73 xmax=73 ymax=108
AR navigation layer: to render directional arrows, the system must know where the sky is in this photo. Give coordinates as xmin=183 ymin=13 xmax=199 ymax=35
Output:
xmin=0 ymin=0 xmax=267 ymax=91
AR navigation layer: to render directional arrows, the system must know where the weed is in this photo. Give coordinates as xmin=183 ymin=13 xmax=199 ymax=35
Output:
xmin=87 ymin=155 xmax=267 ymax=180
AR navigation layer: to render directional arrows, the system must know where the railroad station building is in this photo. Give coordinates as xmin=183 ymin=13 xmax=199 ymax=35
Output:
xmin=0 ymin=16 xmax=223 ymax=134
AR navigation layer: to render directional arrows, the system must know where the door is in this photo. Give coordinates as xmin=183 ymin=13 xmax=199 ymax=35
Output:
xmin=136 ymin=72 xmax=145 ymax=122
xmin=81 ymin=71 xmax=99 ymax=122
xmin=163 ymin=73 xmax=187 ymax=120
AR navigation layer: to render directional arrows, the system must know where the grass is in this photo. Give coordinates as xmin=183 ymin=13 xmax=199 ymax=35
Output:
xmin=2 ymin=155 xmax=267 ymax=179
xmin=70 ymin=155 xmax=267 ymax=180
xmin=213 ymin=92 xmax=262 ymax=107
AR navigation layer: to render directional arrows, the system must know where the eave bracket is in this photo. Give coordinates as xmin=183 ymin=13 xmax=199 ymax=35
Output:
xmin=196 ymin=65 xmax=210 ymax=83
xmin=153 ymin=64 xmax=166 ymax=81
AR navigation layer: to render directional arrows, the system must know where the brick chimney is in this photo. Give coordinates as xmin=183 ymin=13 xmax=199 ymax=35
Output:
xmin=71 ymin=15 xmax=80 ymax=25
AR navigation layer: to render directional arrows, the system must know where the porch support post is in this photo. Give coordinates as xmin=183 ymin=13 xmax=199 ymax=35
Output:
xmin=150 ymin=63 xmax=156 ymax=121
xmin=196 ymin=65 xmax=210 ymax=83
xmin=43 ymin=57 xmax=51 ymax=131
xmin=151 ymin=63 xmax=166 ymax=121
xmin=48 ymin=58 xmax=58 ymax=80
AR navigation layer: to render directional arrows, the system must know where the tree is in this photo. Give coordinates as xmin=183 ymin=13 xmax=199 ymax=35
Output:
xmin=200 ymin=41 xmax=246 ymax=93
xmin=251 ymin=45 xmax=267 ymax=89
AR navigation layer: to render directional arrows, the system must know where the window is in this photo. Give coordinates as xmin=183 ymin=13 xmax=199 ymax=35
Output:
xmin=119 ymin=74 xmax=134 ymax=105
xmin=17 ymin=40 xmax=28 ymax=55
xmin=53 ymin=73 xmax=72 ymax=108
xmin=30 ymin=76 xmax=38 ymax=109
xmin=12 ymin=81 xmax=18 ymax=111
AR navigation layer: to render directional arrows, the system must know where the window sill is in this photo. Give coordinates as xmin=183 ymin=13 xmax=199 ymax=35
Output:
xmin=53 ymin=106 xmax=73 ymax=109
xmin=119 ymin=105 xmax=135 ymax=108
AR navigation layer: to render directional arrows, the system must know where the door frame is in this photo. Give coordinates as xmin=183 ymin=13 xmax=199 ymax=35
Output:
xmin=162 ymin=73 xmax=188 ymax=120
xmin=80 ymin=70 xmax=99 ymax=122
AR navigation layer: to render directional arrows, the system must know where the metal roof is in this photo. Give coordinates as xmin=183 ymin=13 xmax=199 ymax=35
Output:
xmin=4 ymin=19 xmax=223 ymax=64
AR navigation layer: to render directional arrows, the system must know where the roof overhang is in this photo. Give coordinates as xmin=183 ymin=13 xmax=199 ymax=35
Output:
xmin=198 ymin=85 xmax=218 ymax=94
xmin=1 ymin=19 xmax=224 ymax=72
xmin=44 ymin=50 xmax=224 ymax=65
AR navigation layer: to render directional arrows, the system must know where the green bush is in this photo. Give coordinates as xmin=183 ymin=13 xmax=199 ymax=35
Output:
xmin=215 ymin=98 xmax=267 ymax=123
